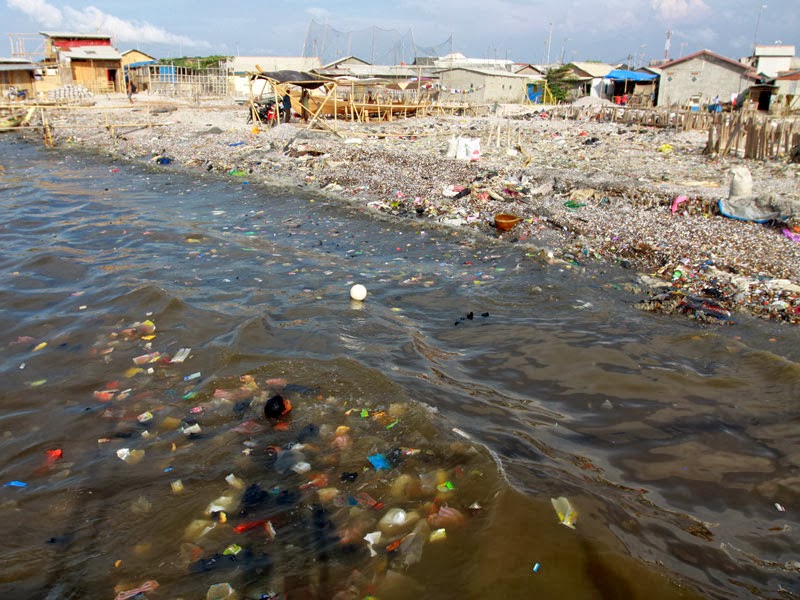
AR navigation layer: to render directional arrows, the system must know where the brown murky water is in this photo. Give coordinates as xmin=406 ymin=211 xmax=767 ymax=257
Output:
xmin=0 ymin=138 xmax=797 ymax=599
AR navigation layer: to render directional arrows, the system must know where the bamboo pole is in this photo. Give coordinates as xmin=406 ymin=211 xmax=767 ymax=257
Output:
xmin=41 ymin=107 xmax=53 ymax=147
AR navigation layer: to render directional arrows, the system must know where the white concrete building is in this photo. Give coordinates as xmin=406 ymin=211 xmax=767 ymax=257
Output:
xmin=752 ymin=45 xmax=796 ymax=78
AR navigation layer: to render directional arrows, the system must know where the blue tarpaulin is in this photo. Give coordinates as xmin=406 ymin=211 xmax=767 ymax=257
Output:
xmin=605 ymin=69 xmax=657 ymax=81
xmin=125 ymin=60 xmax=157 ymax=69
xmin=527 ymin=83 xmax=543 ymax=103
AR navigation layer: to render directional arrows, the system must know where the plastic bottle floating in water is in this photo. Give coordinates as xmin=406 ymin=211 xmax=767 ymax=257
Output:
xmin=551 ymin=496 xmax=578 ymax=529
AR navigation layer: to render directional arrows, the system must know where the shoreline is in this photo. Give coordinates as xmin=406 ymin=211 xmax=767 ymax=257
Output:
xmin=22 ymin=94 xmax=800 ymax=323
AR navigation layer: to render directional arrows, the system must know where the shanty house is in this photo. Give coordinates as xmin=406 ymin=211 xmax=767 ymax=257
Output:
xmin=603 ymin=69 xmax=658 ymax=106
xmin=437 ymin=67 xmax=529 ymax=104
xmin=121 ymin=49 xmax=156 ymax=69
xmin=0 ymin=57 xmax=38 ymax=100
xmin=657 ymin=49 xmax=757 ymax=108
xmin=323 ymin=56 xmax=371 ymax=69
xmin=40 ymin=31 xmax=123 ymax=93
xmin=315 ymin=56 xmax=423 ymax=86
xmin=773 ymin=70 xmax=800 ymax=114
xmin=750 ymin=45 xmax=797 ymax=78
xmin=121 ymin=51 xmax=157 ymax=94
xmin=514 ymin=63 xmax=546 ymax=79
xmin=563 ymin=61 xmax=616 ymax=99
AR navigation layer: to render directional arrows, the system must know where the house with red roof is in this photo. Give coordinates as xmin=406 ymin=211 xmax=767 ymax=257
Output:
xmin=657 ymin=49 xmax=758 ymax=108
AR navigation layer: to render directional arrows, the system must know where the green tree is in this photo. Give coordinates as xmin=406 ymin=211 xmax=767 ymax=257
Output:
xmin=545 ymin=65 xmax=575 ymax=103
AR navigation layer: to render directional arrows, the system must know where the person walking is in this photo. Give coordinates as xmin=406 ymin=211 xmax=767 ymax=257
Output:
xmin=126 ymin=76 xmax=136 ymax=103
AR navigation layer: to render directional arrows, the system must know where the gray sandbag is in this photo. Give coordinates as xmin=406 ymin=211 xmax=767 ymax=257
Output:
xmin=719 ymin=166 xmax=798 ymax=222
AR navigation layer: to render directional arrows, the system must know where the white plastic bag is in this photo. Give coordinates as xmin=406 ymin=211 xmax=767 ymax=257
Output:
xmin=455 ymin=137 xmax=481 ymax=161
xmin=465 ymin=137 xmax=481 ymax=161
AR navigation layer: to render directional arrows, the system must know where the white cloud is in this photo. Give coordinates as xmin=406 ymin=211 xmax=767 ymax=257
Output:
xmin=6 ymin=0 xmax=63 ymax=28
xmin=7 ymin=0 xmax=207 ymax=47
xmin=651 ymin=0 xmax=711 ymax=21
xmin=62 ymin=6 xmax=203 ymax=46
xmin=305 ymin=7 xmax=331 ymax=22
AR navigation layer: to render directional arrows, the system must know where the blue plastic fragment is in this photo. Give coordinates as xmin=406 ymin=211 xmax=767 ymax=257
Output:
xmin=532 ymin=562 xmax=541 ymax=573
xmin=367 ymin=453 xmax=390 ymax=471
xmin=4 ymin=480 xmax=27 ymax=488
xmin=228 ymin=141 xmax=245 ymax=147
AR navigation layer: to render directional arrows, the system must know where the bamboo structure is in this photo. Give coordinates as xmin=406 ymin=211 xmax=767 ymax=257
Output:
xmin=546 ymin=104 xmax=718 ymax=130
xmin=0 ymin=102 xmax=172 ymax=147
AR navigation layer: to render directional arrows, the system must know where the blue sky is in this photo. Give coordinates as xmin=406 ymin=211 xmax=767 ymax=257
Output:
xmin=3 ymin=0 xmax=798 ymax=66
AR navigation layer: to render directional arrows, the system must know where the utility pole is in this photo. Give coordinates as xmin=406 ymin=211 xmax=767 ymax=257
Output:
xmin=559 ymin=38 xmax=570 ymax=65
xmin=752 ymin=3 xmax=767 ymax=54
xmin=545 ymin=22 xmax=553 ymax=66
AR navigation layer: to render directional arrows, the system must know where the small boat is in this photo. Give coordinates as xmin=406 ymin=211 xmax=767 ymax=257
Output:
xmin=0 ymin=107 xmax=36 ymax=130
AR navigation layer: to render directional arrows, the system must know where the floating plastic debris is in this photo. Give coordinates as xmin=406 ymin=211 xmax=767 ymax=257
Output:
xmin=171 ymin=347 xmax=191 ymax=363
xmin=551 ymin=496 xmax=578 ymax=529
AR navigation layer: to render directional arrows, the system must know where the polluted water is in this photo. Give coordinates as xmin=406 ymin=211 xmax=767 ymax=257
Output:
xmin=0 ymin=138 xmax=799 ymax=599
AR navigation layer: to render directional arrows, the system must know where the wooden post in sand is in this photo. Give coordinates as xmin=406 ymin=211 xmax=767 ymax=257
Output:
xmin=39 ymin=107 xmax=53 ymax=147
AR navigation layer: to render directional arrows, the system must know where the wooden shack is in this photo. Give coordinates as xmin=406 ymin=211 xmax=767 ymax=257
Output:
xmin=0 ymin=57 xmax=38 ymax=100
xmin=40 ymin=32 xmax=123 ymax=93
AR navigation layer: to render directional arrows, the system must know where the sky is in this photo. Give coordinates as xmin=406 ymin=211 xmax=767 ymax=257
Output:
xmin=2 ymin=0 xmax=798 ymax=67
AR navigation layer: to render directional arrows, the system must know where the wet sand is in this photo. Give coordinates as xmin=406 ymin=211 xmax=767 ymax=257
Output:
xmin=32 ymin=93 xmax=800 ymax=324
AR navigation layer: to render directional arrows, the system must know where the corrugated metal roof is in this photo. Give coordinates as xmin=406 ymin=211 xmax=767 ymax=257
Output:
xmin=40 ymin=31 xmax=112 ymax=40
xmin=0 ymin=63 xmax=37 ymax=72
xmin=63 ymin=46 xmax=122 ymax=60
xmin=569 ymin=62 xmax=616 ymax=78
xmin=434 ymin=55 xmax=514 ymax=70
xmin=0 ymin=57 xmax=35 ymax=65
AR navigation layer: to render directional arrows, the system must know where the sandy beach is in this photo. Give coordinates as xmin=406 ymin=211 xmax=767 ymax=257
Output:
xmin=29 ymin=93 xmax=800 ymax=323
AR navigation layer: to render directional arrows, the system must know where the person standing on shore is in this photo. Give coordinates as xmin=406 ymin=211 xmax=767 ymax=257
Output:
xmin=126 ymin=76 xmax=136 ymax=103
xmin=300 ymin=89 xmax=310 ymax=123
xmin=282 ymin=93 xmax=292 ymax=123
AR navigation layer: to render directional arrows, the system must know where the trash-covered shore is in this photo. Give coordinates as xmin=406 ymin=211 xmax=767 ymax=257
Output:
xmin=43 ymin=95 xmax=800 ymax=323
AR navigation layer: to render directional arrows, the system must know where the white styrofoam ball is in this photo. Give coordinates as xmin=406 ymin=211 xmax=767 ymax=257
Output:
xmin=350 ymin=284 xmax=367 ymax=301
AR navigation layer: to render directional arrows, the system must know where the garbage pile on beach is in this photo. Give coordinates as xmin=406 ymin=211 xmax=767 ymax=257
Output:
xmin=43 ymin=97 xmax=800 ymax=323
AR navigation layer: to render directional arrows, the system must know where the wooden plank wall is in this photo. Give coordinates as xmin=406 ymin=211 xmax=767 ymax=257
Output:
xmin=545 ymin=105 xmax=799 ymax=159
xmin=705 ymin=113 xmax=800 ymax=159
